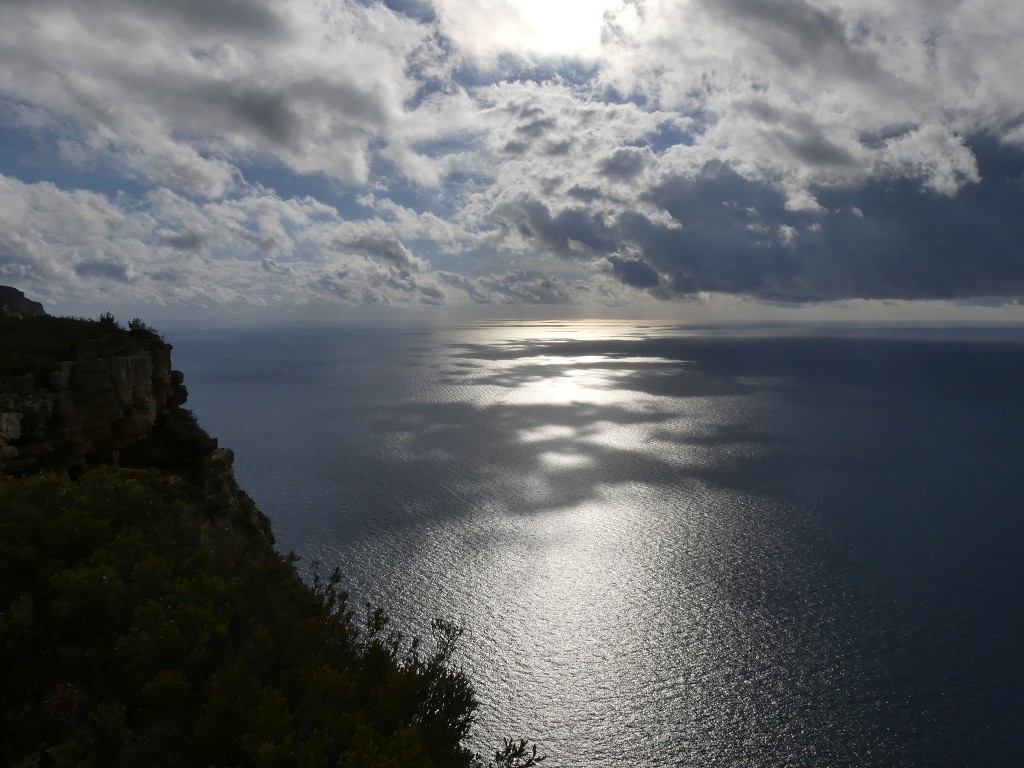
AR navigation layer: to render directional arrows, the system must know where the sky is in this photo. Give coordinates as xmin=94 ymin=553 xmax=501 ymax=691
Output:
xmin=2 ymin=0 xmax=1024 ymax=321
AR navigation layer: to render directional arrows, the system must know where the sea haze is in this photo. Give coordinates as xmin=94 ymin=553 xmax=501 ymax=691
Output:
xmin=169 ymin=320 xmax=1024 ymax=767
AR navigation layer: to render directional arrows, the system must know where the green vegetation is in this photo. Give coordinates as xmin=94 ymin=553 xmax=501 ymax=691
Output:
xmin=0 ymin=313 xmax=162 ymax=383
xmin=0 ymin=308 xmax=543 ymax=765
xmin=0 ymin=467 xmax=541 ymax=767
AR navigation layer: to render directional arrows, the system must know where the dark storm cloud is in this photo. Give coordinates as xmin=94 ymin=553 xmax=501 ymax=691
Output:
xmin=630 ymin=165 xmax=805 ymax=298
xmin=289 ymin=78 xmax=392 ymax=128
xmin=261 ymin=257 xmax=293 ymax=275
xmin=506 ymin=139 xmax=1024 ymax=301
xmin=3 ymin=0 xmax=286 ymax=37
xmin=607 ymin=253 xmax=661 ymax=288
xmin=185 ymin=76 xmax=387 ymax=149
xmin=158 ymin=232 xmax=205 ymax=252
xmin=544 ymin=139 xmax=572 ymax=156
xmin=0 ymin=249 xmax=31 ymax=266
xmin=598 ymin=147 xmax=651 ymax=180
xmin=207 ymin=87 xmax=298 ymax=144
xmin=341 ymin=233 xmax=422 ymax=269
xmin=780 ymin=129 xmax=857 ymax=168
xmin=74 ymin=260 xmax=132 ymax=282
xmin=641 ymin=144 xmax=1024 ymax=300
xmin=417 ymin=282 xmax=444 ymax=302
xmin=801 ymin=138 xmax=1024 ymax=299
xmin=515 ymin=117 xmax=557 ymax=139
xmin=148 ymin=267 xmax=189 ymax=282
xmin=498 ymin=109 xmax=567 ymax=155
xmin=511 ymin=199 xmax=618 ymax=256
xmin=138 ymin=0 xmax=286 ymax=37
xmin=514 ymin=105 xmax=545 ymax=120
xmin=738 ymin=101 xmax=858 ymax=168
xmin=567 ymin=185 xmax=601 ymax=203
xmin=702 ymin=0 xmax=879 ymax=78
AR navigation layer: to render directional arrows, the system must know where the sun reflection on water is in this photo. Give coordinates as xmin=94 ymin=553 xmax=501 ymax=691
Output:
xmin=177 ymin=319 xmax=1024 ymax=766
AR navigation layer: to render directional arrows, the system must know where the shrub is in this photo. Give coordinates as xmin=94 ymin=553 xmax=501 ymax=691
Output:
xmin=0 ymin=468 xmax=543 ymax=767
xmin=0 ymin=315 xmax=162 ymax=382
xmin=128 ymin=317 xmax=163 ymax=341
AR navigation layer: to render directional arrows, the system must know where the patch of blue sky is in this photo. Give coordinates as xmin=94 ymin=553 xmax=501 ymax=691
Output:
xmin=594 ymin=83 xmax=651 ymax=109
xmin=426 ymin=243 xmax=505 ymax=276
xmin=377 ymin=184 xmax=456 ymax=222
xmin=364 ymin=0 xmax=437 ymax=23
xmin=403 ymin=37 xmax=456 ymax=110
xmin=403 ymin=75 xmax=449 ymax=111
xmin=364 ymin=150 xmax=489 ymax=218
xmin=0 ymin=116 xmax=150 ymax=198
xmin=237 ymin=158 xmax=374 ymax=220
xmin=632 ymin=120 xmax=700 ymax=152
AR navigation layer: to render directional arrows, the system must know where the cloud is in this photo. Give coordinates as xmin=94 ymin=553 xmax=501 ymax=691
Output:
xmin=2 ymin=0 xmax=1024 ymax=310
xmin=595 ymin=0 xmax=1024 ymax=202
xmin=492 ymin=143 xmax=1024 ymax=301
xmin=878 ymin=125 xmax=980 ymax=194
xmin=605 ymin=252 xmax=661 ymax=289
xmin=158 ymin=232 xmax=206 ymax=252
xmin=598 ymin=147 xmax=652 ymax=181
xmin=315 ymin=262 xmax=450 ymax=305
xmin=439 ymin=269 xmax=582 ymax=304
xmin=431 ymin=0 xmax=621 ymax=61
xmin=0 ymin=172 xmax=608 ymax=308
xmin=74 ymin=260 xmax=134 ymax=283
xmin=0 ymin=0 xmax=432 ymax=195
xmin=337 ymin=234 xmax=427 ymax=271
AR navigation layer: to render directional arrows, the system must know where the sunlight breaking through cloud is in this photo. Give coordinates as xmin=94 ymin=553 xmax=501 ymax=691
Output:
xmin=1 ymin=0 xmax=1023 ymax=315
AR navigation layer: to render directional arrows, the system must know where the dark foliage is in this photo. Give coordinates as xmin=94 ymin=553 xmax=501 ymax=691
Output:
xmin=0 ymin=310 xmax=543 ymax=766
xmin=127 ymin=317 xmax=163 ymax=343
xmin=0 ymin=314 xmax=161 ymax=383
xmin=0 ymin=468 xmax=541 ymax=767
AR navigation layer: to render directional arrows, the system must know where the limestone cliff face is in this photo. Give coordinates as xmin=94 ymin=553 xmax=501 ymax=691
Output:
xmin=0 ymin=336 xmax=275 ymax=545
xmin=0 ymin=285 xmax=46 ymax=318
xmin=0 ymin=291 xmax=274 ymax=544
xmin=0 ymin=338 xmax=186 ymax=475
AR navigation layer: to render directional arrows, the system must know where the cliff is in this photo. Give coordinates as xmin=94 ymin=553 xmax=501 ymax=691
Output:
xmin=0 ymin=285 xmax=46 ymax=318
xmin=0 ymin=330 xmax=184 ymax=475
xmin=0 ymin=307 xmax=272 ymax=544
xmin=0 ymin=291 xmax=535 ymax=768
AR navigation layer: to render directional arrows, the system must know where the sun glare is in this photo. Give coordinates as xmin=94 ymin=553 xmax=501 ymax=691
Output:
xmin=503 ymin=0 xmax=614 ymax=56
xmin=440 ymin=0 xmax=626 ymax=59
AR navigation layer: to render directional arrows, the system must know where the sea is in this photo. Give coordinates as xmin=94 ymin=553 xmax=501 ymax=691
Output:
xmin=166 ymin=319 xmax=1024 ymax=767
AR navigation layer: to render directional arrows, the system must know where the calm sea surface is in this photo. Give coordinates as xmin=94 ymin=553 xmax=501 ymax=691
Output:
xmin=168 ymin=321 xmax=1024 ymax=767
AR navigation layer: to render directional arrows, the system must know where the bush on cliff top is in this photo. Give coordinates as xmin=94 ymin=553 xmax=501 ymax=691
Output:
xmin=0 ymin=313 xmax=162 ymax=383
xmin=0 ymin=468 xmax=540 ymax=768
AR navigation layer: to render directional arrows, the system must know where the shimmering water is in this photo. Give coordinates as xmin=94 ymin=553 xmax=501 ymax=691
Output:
xmin=170 ymin=321 xmax=1024 ymax=766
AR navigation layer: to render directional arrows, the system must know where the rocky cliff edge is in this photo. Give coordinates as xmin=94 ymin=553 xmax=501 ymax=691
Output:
xmin=0 ymin=293 xmax=272 ymax=544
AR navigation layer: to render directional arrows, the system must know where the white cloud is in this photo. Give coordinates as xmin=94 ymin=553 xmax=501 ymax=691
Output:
xmin=2 ymin=0 xmax=1024 ymax=307
xmin=877 ymin=125 xmax=980 ymax=195
xmin=595 ymin=0 xmax=1024 ymax=197
xmin=0 ymin=0 xmax=431 ymax=196
xmin=0 ymin=173 xmax=616 ymax=308
xmin=4 ymin=0 xmax=1021 ymax=207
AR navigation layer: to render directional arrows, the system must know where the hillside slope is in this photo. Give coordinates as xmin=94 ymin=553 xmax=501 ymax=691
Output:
xmin=0 ymin=299 xmax=541 ymax=768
